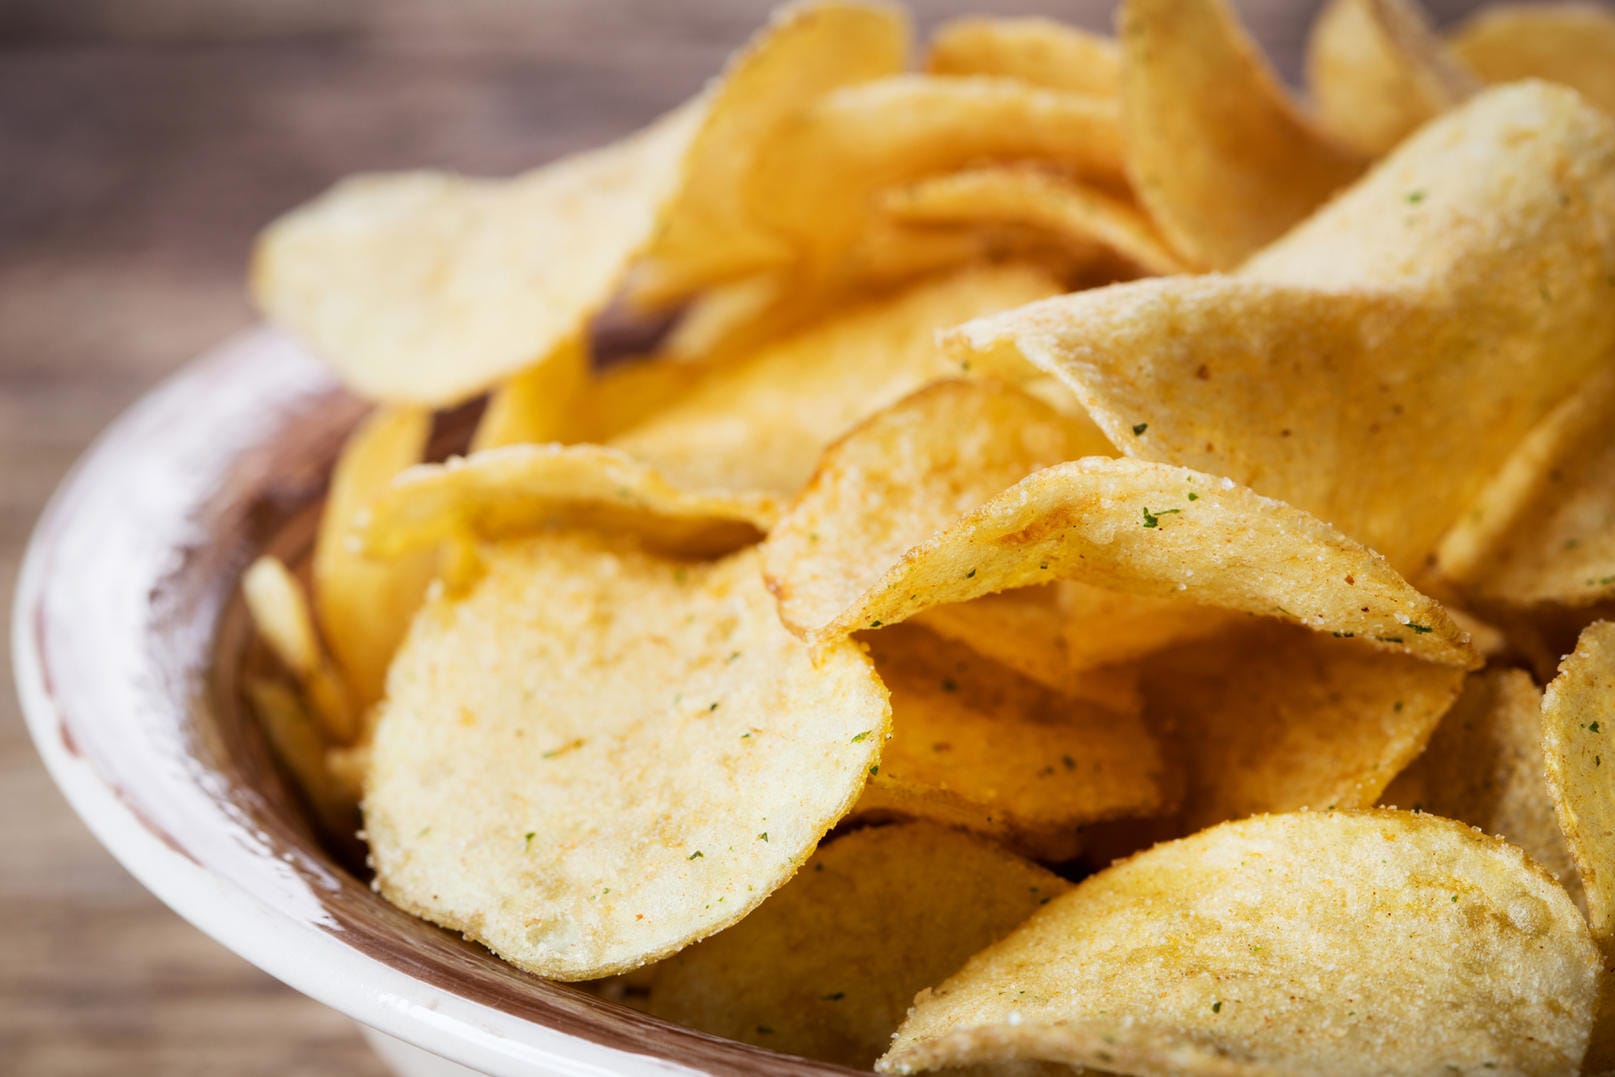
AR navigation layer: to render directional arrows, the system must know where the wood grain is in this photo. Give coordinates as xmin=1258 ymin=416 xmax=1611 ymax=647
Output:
xmin=0 ymin=2 xmax=1492 ymax=1074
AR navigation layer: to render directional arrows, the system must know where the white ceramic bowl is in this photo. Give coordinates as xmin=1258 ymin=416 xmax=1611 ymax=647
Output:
xmin=14 ymin=328 xmax=858 ymax=1077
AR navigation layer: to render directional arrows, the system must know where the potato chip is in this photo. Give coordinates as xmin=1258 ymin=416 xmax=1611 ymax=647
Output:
xmin=852 ymin=625 xmax=1172 ymax=860
xmin=1542 ymin=621 xmax=1615 ymax=944
xmin=1381 ymin=668 xmax=1583 ymax=906
xmin=357 ymin=444 xmax=774 ymax=563
xmin=925 ymin=16 xmax=1119 ymax=98
xmin=951 ymin=84 xmax=1615 ymax=575
xmin=568 ymin=355 xmax=713 ymax=444
xmin=469 ymin=334 xmax=590 ymax=452
xmin=747 ymin=74 xmax=1124 ymax=268
xmin=1452 ymin=2 xmax=1615 ymax=115
xmin=245 ymin=676 xmax=358 ymax=840
xmin=880 ymin=810 xmax=1599 ymax=1076
xmin=628 ymin=0 xmax=910 ymax=307
xmin=610 ymin=266 xmax=1061 ymax=498
xmin=628 ymin=822 xmax=1066 ymax=1068
xmin=1435 ymin=366 xmax=1615 ymax=611
xmin=770 ymin=455 xmax=1475 ymax=668
xmin=879 ymin=167 xmax=1185 ymax=278
xmin=1117 ymin=0 xmax=1364 ymax=270
xmin=364 ymin=535 xmax=890 ymax=980
xmin=312 ymin=406 xmax=436 ymax=715
xmin=1307 ymin=0 xmax=1479 ymax=156
xmin=1058 ymin=582 xmax=1229 ymax=673
xmin=242 ymin=555 xmax=356 ymax=743
xmin=252 ymin=100 xmax=702 ymax=405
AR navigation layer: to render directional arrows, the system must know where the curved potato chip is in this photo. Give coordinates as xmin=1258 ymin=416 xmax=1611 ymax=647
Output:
xmin=470 ymin=334 xmax=590 ymax=452
xmin=630 ymin=822 xmax=1068 ymax=1069
xmin=1381 ymin=668 xmax=1583 ymax=906
xmin=245 ymin=676 xmax=357 ymax=840
xmin=1543 ymin=621 xmax=1615 ymax=943
xmin=747 ymin=74 xmax=1125 ymax=267
xmin=880 ymin=810 xmax=1599 ymax=1076
xmin=1144 ymin=622 xmax=1464 ymax=830
xmin=628 ymin=0 xmax=910 ymax=307
xmin=568 ymin=354 xmax=712 ymax=444
xmin=1117 ymin=0 xmax=1364 ymax=270
xmin=242 ymin=555 xmax=356 ymax=743
xmin=365 ymin=535 xmax=890 ymax=980
xmin=1058 ymin=582 xmax=1229 ymax=672
xmin=854 ymin=625 xmax=1173 ymax=859
xmin=252 ymin=101 xmax=702 ymax=405
xmin=925 ymin=16 xmax=1119 ymax=98
xmin=771 ymin=456 xmax=1474 ymax=667
xmin=1307 ymin=0 xmax=1479 ymax=156
xmin=356 ymin=444 xmax=773 ymax=561
xmin=1436 ymin=366 xmax=1615 ymax=611
xmin=611 ymin=266 xmax=1061 ymax=497
xmin=313 ymin=406 xmax=436 ymax=714
xmin=1452 ymin=2 xmax=1615 ymax=115
xmin=879 ymin=167 xmax=1185 ymax=278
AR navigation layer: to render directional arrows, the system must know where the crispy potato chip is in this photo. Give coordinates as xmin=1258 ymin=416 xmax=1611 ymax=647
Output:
xmin=568 ymin=355 xmax=713 ymax=444
xmin=926 ymin=16 xmax=1120 ymax=98
xmin=1381 ymin=669 xmax=1583 ymax=906
xmin=770 ymin=455 xmax=1475 ymax=668
xmin=952 ymin=84 xmax=1615 ymax=574
xmin=1452 ymin=2 xmax=1615 ymax=115
xmin=357 ymin=444 xmax=773 ymax=562
xmin=1436 ymin=366 xmax=1615 ymax=611
xmin=245 ymin=676 xmax=357 ymax=839
xmin=470 ymin=334 xmax=590 ymax=452
xmin=747 ymin=75 xmax=1124 ymax=267
xmin=313 ymin=406 xmax=436 ymax=715
xmin=243 ymin=555 xmax=356 ymax=743
xmin=1058 ymin=582 xmax=1229 ymax=673
xmin=1146 ymin=623 xmax=1464 ymax=830
xmin=628 ymin=823 xmax=1068 ymax=1069
xmin=1118 ymin=0 xmax=1364 ymax=270
xmin=879 ymin=167 xmax=1185 ymax=278
xmin=628 ymin=0 xmax=910 ymax=307
xmin=253 ymin=101 xmax=701 ymax=405
xmin=880 ymin=810 xmax=1600 ymax=1076
xmin=611 ymin=266 xmax=1061 ymax=497
xmin=1543 ymin=621 xmax=1615 ymax=944
xmin=853 ymin=625 xmax=1173 ymax=859
xmin=364 ymin=535 xmax=890 ymax=980
xmin=1307 ymin=0 xmax=1479 ymax=156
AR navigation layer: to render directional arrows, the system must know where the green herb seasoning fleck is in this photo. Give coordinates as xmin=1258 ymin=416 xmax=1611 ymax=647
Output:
xmin=1407 ymin=190 xmax=1426 ymax=204
xmin=758 ymin=832 xmax=769 ymax=842
xmin=1187 ymin=491 xmax=1199 ymax=501
xmin=941 ymin=677 xmax=959 ymax=693
xmin=1212 ymin=1001 xmax=1222 ymax=1014
xmin=1406 ymin=623 xmax=1433 ymax=634
xmin=821 ymin=992 xmax=845 ymax=1001
xmin=688 ymin=850 xmax=704 ymax=860
xmin=524 ymin=832 xmax=535 ymax=850
xmin=869 ymin=765 xmax=879 ymax=776
xmin=1132 ymin=422 xmax=1149 ymax=436
xmin=851 ymin=730 xmax=872 ymax=743
xmin=1141 ymin=506 xmax=1181 ymax=528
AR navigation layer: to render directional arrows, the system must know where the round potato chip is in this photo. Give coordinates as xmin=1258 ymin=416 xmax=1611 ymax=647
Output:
xmin=1452 ymin=2 xmax=1615 ymax=115
xmin=880 ymin=810 xmax=1599 ymax=1076
xmin=364 ymin=534 xmax=890 ymax=980
xmin=628 ymin=822 xmax=1069 ymax=1069
xmin=925 ymin=16 xmax=1120 ymax=98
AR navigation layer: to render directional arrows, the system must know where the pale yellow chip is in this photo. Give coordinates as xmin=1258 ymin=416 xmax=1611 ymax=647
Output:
xmin=243 ymin=555 xmax=356 ymax=744
xmin=1452 ymin=2 xmax=1615 ymax=115
xmin=252 ymin=101 xmax=701 ymax=406
xmin=611 ymin=266 xmax=1061 ymax=498
xmin=879 ymin=167 xmax=1186 ymax=278
xmin=852 ymin=625 xmax=1173 ymax=860
xmin=245 ymin=676 xmax=358 ymax=840
xmin=313 ymin=406 xmax=436 ymax=715
xmin=357 ymin=443 xmax=774 ymax=562
xmin=1543 ymin=621 xmax=1615 ymax=944
xmin=1307 ymin=0 xmax=1479 ymax=156
xmin=951 ymin=84 xmax=1615 ymax=575
xmin=364 ymin=535 xmax=890 ymax=981
xmin=470 ymin=334 xmax=590 ymax=452
xmin=628 ymin=822 xmax=1068 ymax=1069
xmin=628 ymin=0 xmax=910 ymax=307
xmin=879 ymin=810 xmax=1599 ymax=1076
xmin=769 ymin=456 xmax=1475 ymax=668
xmin=747 ymin=74 xmax=1124 ymax=268
xmin=1436 ymin=366 xmax=1615 ymax=610
xmin=1118 ymin=0 xmax=1364 ymax=270
xmin=1381 ymin=668 xmax=1583 ymax=907
xmin=925 ymin=16 xmax=1119 ymax=98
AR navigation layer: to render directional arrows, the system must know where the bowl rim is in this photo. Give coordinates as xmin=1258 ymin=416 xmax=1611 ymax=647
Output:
xmin=12 ymin=326 xmax=859 ymax=1077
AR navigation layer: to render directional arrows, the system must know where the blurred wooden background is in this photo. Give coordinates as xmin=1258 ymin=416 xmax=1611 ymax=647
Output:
xmin=0 ymin=0 xmax=1497 ymax=1073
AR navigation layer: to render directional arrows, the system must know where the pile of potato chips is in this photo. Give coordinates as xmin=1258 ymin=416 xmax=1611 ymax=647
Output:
xmin=239 ymin=0 xmax=1615 ymax=1071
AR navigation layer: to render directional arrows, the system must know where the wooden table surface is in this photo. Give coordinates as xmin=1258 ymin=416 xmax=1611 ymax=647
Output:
xmin=0 ymin=1 xmax=1493 ymax=1072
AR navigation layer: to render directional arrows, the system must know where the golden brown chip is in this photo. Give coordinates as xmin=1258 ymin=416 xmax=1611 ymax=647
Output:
xmin=628 ymin=0 xmax=910 ymax=307
xmin=470 ymin=334 xmax=590 ymax=452
xmin=925 ymin=16 xmax=1119 ymax=97
xmin=611 ymin=266 xmax=1061 ymax=497
xmin=1435 ymin=366 xmax=1615 ymax=611
xmin=880 ymin=810 xmax=1600 ymax=1076
xmin=630 ymin=822 xmax=1068 ymax=1069
xmin=364 ymin=535 xmax=890 ymax=981
xmin=1542 ymin=621 xmax=1615 ymax=944
xmin=879 ymin=167 xmax=1185 ymax=278
xmin=245 ymin=676 xmax=357 ymax=839
xmin=1381 ymin=668 xmax=1583 ymax=906
xmin=568 ymin=355 xmax=713 ymax=443
xmin=853 ymin=625 xmax=1173 ymax=860
xmin=747 ymin=74 xmax=1124 ymax=268
xmin=242 ymin=555 xmax=356 ymax=743
xmin=1058 ymin=582 xmax=1229 ymax=673
xmin=1452 ymin=2 xmax=1615 ymax=115
xmin=1307 ymin=0 xmax=1479 ymax=156
xmin=1117 ymin=0 xmax=1364 ymax=270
